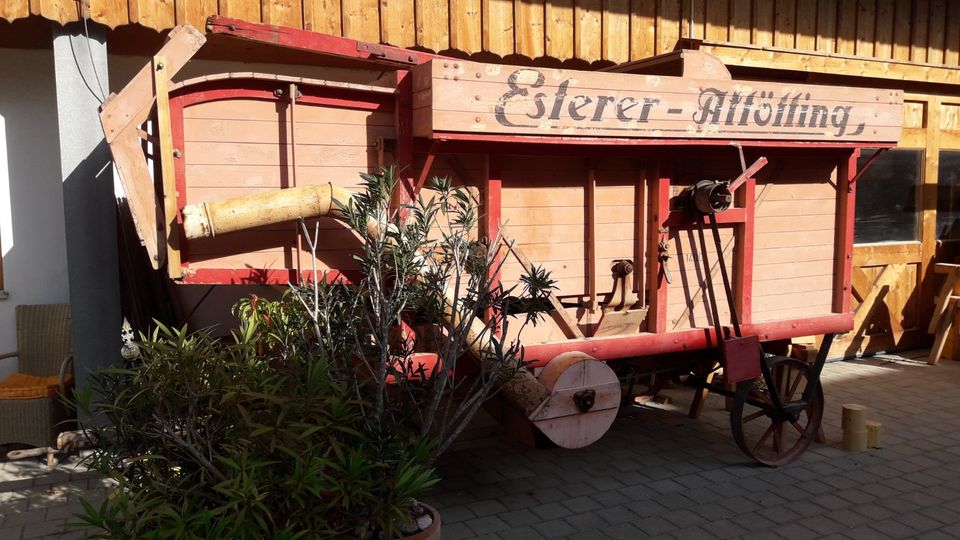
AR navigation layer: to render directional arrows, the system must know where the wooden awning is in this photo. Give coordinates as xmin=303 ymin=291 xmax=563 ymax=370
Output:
xmin=4 ymin=0 xmax=960 ymax=86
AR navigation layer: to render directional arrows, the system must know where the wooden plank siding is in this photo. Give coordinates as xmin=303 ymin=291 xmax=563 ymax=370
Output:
xmin=11 ymin=2 xmax=960 ymax=76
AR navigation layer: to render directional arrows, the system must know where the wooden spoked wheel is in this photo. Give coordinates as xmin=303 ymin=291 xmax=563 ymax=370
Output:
xmin=730 ymin=357 xmax=824 ymax=467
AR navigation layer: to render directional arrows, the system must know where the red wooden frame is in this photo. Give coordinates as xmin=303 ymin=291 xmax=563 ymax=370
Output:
xmin=521 ymin=313 xmax=853 ymax=367
xmin=483 ymin=155 xmax=503 ymax=332
xmin=735 ymin=177 xmax=756 ymax=324
xmin=833 ymin=149 xmax=860 ymax=313
xmin=646 ymin=159 xmax=670 ymax=334
xmin=207 ymin=16 xmax=442 ymax=68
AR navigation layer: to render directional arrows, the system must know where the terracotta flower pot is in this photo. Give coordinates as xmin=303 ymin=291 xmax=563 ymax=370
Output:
xmin=404 ymin=503 xmax=441 ymax=540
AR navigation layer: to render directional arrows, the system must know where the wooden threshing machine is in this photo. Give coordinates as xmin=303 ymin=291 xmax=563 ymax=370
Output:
xmin=104 ymin=20 xmax=902 ymax=466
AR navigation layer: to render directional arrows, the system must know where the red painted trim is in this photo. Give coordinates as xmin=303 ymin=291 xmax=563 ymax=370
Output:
xmin=484 ymin=155 xmax=503 ymax=332
xmin=523 ymin=313 xmax=853 ymax=366
xmin=833 ymin=149 xmax=859 ymax=313
xmin=429 ymin=131 xmax=896 ymax=149
xmin=170 ymin=94 xmax=189 ymax=275
xmin=728 ymin=157 xmax=768 ymax=193
xmin=736 ymin=178 xmax=756 ymax=324
xmin=646 ymin=159 xmax=670 ymax=334
xmin=848 ymin=147 xmax=888 ymax=185
xmin=181 ymin=268 xmax=360 ymax=285
xmin=412 ymin=142 xmax=438 ymax=200
xmin=170 ymin=81 xmax=392 ymax=112
xmin=206 ymin=16 xmax=446 ymax=67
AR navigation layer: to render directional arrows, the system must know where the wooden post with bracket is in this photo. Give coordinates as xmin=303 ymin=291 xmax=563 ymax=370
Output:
xmin=928 ymin=263 xmax=960 ymax=364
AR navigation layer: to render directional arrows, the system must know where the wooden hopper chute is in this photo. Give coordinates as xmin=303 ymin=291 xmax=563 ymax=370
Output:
xmin=99 ymin=25 xmax=207 ymax=270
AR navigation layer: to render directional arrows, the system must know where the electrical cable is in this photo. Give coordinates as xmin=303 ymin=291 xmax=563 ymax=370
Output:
xmin=81 ymin=16 xmax=109 ymax=102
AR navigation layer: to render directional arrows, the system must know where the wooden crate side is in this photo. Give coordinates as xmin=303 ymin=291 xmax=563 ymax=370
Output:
xmin=752 ymin=174 xmax=838 ymax=323
xmin=180 ymin=96 xmax=387 ymax=275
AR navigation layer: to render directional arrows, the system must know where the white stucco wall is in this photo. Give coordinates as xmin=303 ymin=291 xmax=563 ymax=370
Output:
xmin=0 ymin=48 xmax=71 ymax=378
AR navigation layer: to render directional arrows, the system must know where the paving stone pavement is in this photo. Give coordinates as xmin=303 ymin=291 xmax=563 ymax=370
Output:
xmin=431 ymin=351 xmax=960 ymax=539
xmin=2 ymin=350 xmax=960 ymax=538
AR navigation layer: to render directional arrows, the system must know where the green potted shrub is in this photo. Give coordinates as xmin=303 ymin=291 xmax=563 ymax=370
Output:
xmin=75 ymin=168 xmax=554 ymax=538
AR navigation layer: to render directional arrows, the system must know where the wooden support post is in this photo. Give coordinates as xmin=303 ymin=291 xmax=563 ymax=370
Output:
xmin=412 ymin=142 xmax=438 ymax=199
xmin=734 ymin=177 xmax=755 ymax=324
xmin=153 ymin=55 xmax=183 ymax=279
xmin=586 ymin=160 xmax=597 ymax=317
xmin=100 ymin=26 xmax=206 ymax=269
xmin=392 ymin=69 xmax=414 ymax=210
xmin=635 ymin=161 xmax=646 ymax=307
xmin=286 ymin=83 xmax=303 ymax=278
xmin=833 ymin=149 xmax=859 ymax=314
xmin=483 ymin=155 xmax=502 ymax=330
xmin=929 ymin=302 xmax=956 ymax=365
xmin=928 ymin=264 xmax=960 ymax=333
xmin=928 ymin=264 xmax=960 ymax=364
xmin=646 ymin=158 xmax=670 ymax=334
xmin=921 ymin=98 xmax=943 ymax=326
xmin=688 ymin=363 xmax=718 ymax=419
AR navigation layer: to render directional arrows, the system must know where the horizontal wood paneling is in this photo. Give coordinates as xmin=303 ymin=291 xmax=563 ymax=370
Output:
xmin=180 ymin=97 xmax=382 ymax=272
xmin=13 ymin=1 xmax=960 ymax=76
xmin=752 ymin=179 xmax=837 ymax=323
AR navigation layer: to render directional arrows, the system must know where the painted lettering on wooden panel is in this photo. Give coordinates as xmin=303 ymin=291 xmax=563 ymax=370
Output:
xmin=413 ymin=60 xmax=903 ymax=142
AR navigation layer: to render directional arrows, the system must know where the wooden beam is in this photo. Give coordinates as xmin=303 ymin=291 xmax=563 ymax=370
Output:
xmin=152 ymin=55 xmax=181 ymax=279
xmin=832 ymin=150 xmax=858 ymax=313
xmin=734 ymin=177 xmax=755 ymax=324
xmin=928 ymin=264 xmax=960 ymax=333
xmin=698 ymin=41 xmax=960 ymax=85
xmin=100 ymin=25 xmax=206 ymax=269
xmin=483 ymin=155 xmax=502 ymax=329
xmin=852 ymin=264 xmax=905 ymax=337
xmin=646 ymin=158 xmax=669 ymax=334
xmin=920 ymin=97 xmax=942 ymax=329
xmin=634 ymin=161 xmax=646 ymax=305
xmin=586 ymin=160 xmax=597 ymax=316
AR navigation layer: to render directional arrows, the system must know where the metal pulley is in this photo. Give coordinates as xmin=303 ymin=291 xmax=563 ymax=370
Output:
xmin=691 ymin=179 xmax=733 ymax=215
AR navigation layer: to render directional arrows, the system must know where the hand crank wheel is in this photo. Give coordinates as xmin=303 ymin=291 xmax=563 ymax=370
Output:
xmin=730 ymin=357 xmax=823 ymax=467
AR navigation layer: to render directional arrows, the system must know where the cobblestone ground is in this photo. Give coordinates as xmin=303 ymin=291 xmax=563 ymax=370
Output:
xmin=2 ymin=350 xmax=960 ymax=539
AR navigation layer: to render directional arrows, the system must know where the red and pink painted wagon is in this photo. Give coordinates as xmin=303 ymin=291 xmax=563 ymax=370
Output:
xmin=104 ymin=19 xmax=902 ymax=466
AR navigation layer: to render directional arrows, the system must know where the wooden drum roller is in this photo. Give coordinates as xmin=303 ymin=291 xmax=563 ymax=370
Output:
xmin=527 ymin=352 xmax=621 ymax=449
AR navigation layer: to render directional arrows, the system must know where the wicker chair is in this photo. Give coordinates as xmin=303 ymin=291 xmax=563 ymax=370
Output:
xmin=0 ymin=304 xmax=74 ymax=449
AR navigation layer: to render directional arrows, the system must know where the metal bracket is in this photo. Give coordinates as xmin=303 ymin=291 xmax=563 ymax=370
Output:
xmin=356 ymin=42 xmax=420 ymax=65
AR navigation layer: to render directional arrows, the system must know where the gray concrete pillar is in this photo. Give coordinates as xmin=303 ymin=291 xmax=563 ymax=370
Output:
xmin=52 ymin=22 xmax=121 ymax=389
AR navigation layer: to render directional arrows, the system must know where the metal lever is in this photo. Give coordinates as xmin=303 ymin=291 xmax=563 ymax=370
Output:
xmin=658 ymin=240 xmax=673 ymax=285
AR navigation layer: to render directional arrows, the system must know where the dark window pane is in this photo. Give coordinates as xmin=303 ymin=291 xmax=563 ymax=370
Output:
xmin=854 ymin=149 xmax=921 ymax=244
xmin=938 ymin=151 xmax=960 ymax=239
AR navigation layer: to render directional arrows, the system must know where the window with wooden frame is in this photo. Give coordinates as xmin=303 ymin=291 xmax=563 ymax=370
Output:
xmin=853 ymin=148 xmax=923 ymax=245
xmin=937 ymin=151 xmax=960 ymax=240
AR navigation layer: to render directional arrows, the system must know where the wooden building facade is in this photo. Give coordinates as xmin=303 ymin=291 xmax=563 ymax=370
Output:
xmin=4 ymin=0 xmax=960 ymax=359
